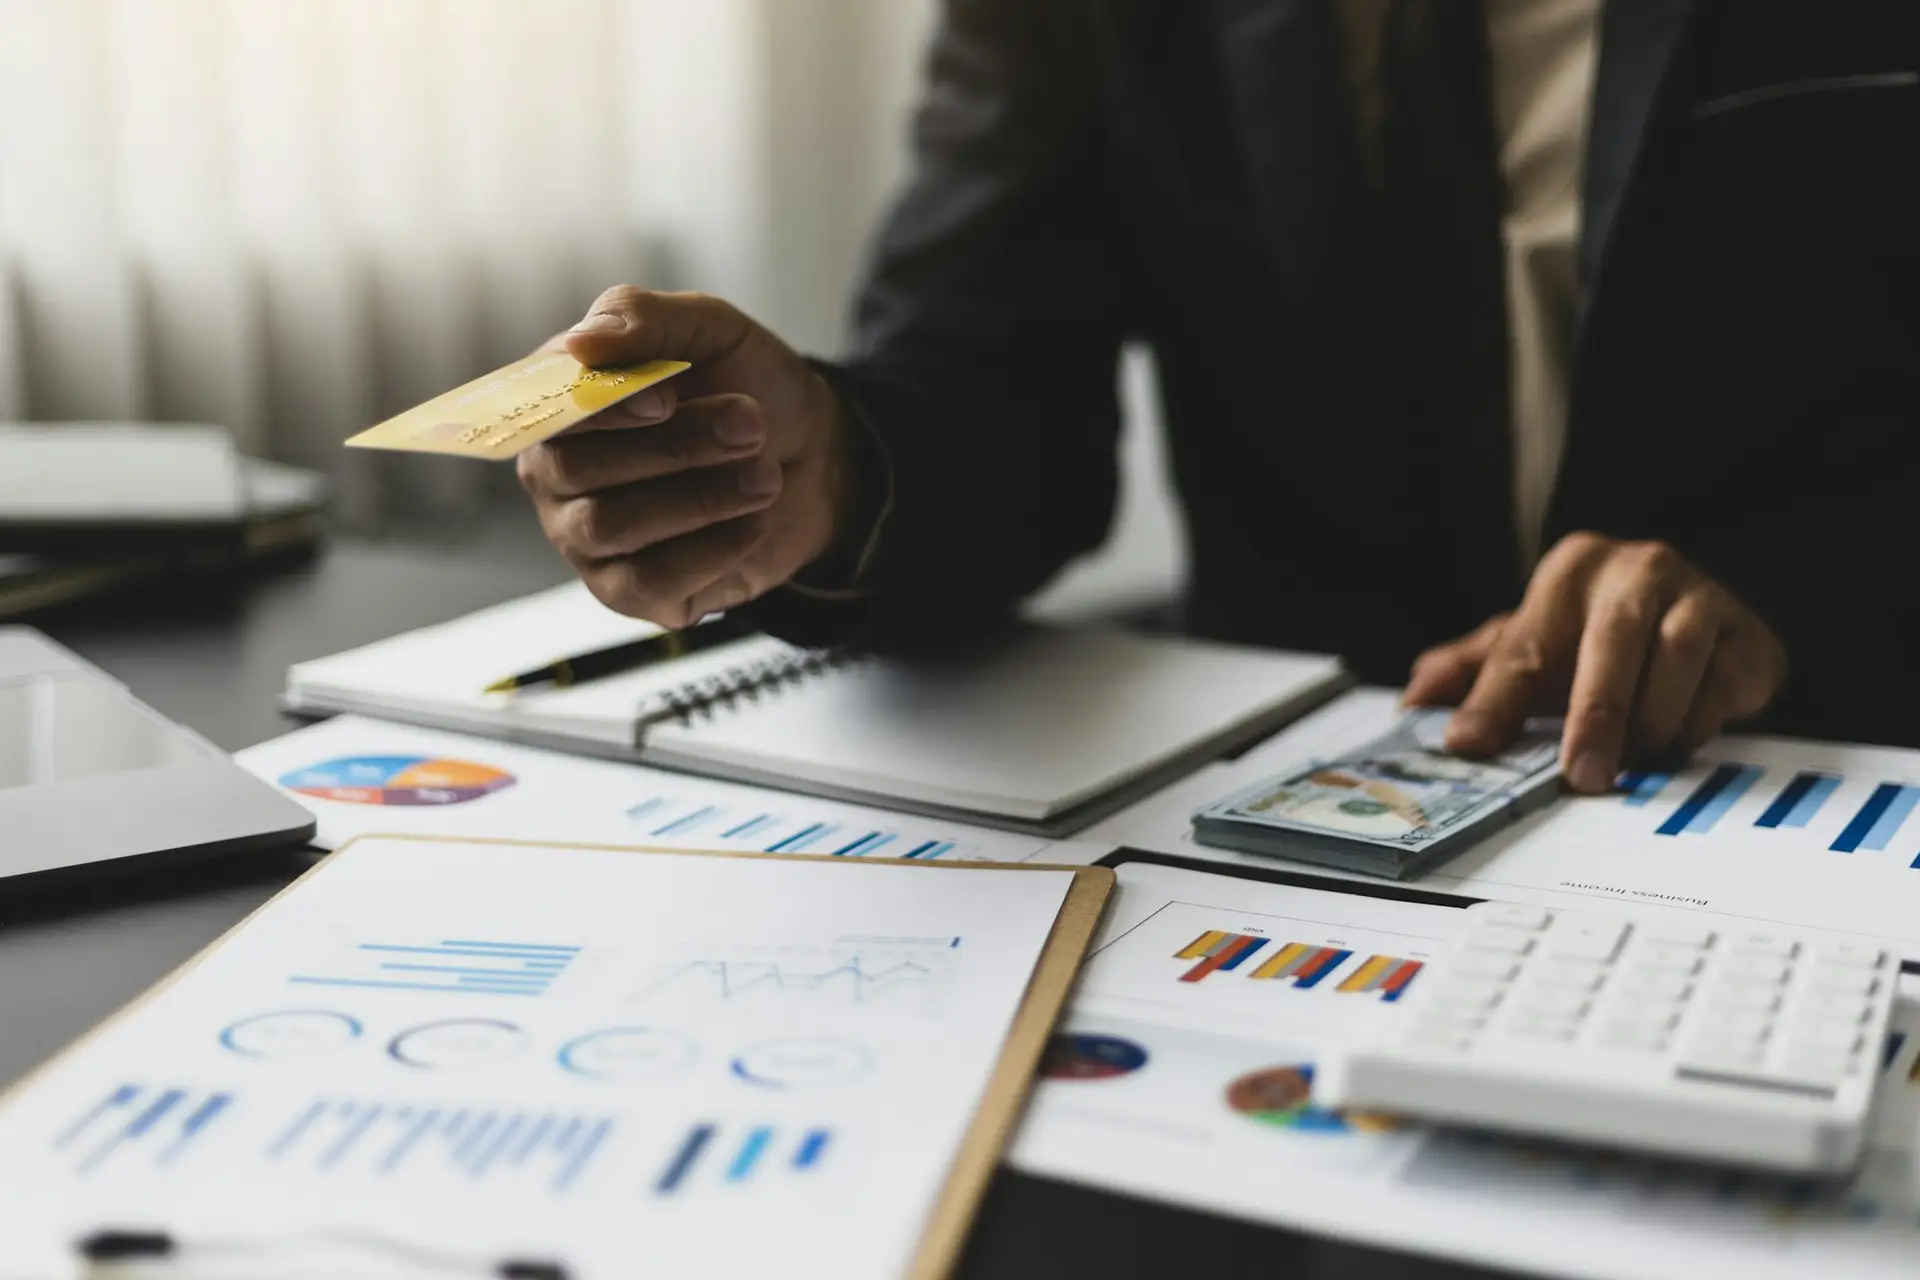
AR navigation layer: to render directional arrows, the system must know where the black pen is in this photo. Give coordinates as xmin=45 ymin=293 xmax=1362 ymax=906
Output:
xmin=483 ymin=612 xmax=754 ymax=694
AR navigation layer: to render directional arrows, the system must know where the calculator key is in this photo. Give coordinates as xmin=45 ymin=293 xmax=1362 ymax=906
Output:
xmin=1776 ymin=1053 xmax=1858 ymax=1085
xmin=1679 ymin=1045 xmax=1767 ymax=1075
xmin=1507 ymin=1015 xmax=1579 ymax=1042
xmin=1690 ymin=1011 xmax=1772 ymax=1046
xmin=1599 ymin=1024 xmax=1670 ymax=1052
xmin=1722 ymin=957 xmax=1791 ymax=985
xmin=1812 ymin=943 xmax=1885 ymax=970
xmin=1428 ymin=987 xmax=1504 ymax=1014
xmin=1473 ymin=903 xmax=1550 ymax=930
xmin=1731 ymin=934 xmax=1800 ymax=960
xmin=1787 ymin=1028 xmax=1862 ymax=1059
xmin=1631 ymin=945 xmax=1704 ymax=976
xmin=1795 ymin=998 xmax=1872 ymax=1025
xmin=1404 ymin=1026 xmax=1477 ymax=1053
xmin=1704 ymin=985 xmax=1782 ymax=1015
xmin=1636 ymin=919 xmax=1716 ymax=949
xmin=1616 ymin=972 xmax=1693 ymax=1002
xmin=1545 ymin=917 xmax=1628 ymax=962
xmin=1511 ymin=998 xmax=1590 ymax=1025
xmin=1806 ymin=969 xmax=1880 ymax=999
xmin=1464 ymin=928 xmax=1535 ymax=956
xmin=1449 ymin=954 xmax=1521 ymax=982
xmin=1532 ymin=959 xmax=1606 ymax=991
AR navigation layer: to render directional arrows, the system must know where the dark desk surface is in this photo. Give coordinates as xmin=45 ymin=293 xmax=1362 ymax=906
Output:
xmin=4 ymin=522 xmax=1512 ymax=1280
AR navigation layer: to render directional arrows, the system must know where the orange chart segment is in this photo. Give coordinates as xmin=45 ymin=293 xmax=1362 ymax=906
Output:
xmin=1175 ymin=932 xmax=1270 ymax=983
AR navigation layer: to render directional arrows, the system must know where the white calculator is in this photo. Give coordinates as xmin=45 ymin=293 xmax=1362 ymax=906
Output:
xmin=1317 ymin=902 xmax=1900 ymax=1174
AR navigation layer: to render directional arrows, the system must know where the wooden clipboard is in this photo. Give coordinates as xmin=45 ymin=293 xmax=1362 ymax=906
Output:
xmin=7 ymin=834 xmax=1114 ymax=1280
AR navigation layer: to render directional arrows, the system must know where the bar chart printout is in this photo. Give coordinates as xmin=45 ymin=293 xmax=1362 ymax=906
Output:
xmin=1175 ymin=931 xmax=1269 ymax=982
xmin=1250 ymin=943 xmax=1354 ymax=990
xmin=56 ymin=1084 xmax=232 ymax=1176
xmin=289 ymin=939 xmax=580 ymax=997
xmin=627 ymin=795 xmax=967 ymax=860
xmin=653 ymin=1123 xmax=832 ymax=1196
xmin=1655 ymin=764 xmax=1762 ymax=836
xmin=1336 ymin=954 xmax=1424 ymax=1002
xmin=1831 ymin=783 xmax=1920 ymax=855
xmin=1755 ymin=772 xmax=1842 ymax=830
xmin=266 ymin=1097 xmax=614 ymax=1192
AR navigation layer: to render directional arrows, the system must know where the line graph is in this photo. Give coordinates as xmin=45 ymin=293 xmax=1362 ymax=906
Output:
xmin=631 ymin=937 xmax=959 ymax=1012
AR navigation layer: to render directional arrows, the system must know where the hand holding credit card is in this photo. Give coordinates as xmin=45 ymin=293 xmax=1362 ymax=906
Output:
xmin=346 ymin=352 xmax=690 ymax=461
xmin=363 ymin=287 xmax=864 ymax=631
xmin=1193 ymin=709 xmax=1564 ymax=879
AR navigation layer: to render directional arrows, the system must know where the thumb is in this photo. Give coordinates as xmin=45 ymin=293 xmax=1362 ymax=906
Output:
xmin=564 ymin=286 xmax=755 ymax=370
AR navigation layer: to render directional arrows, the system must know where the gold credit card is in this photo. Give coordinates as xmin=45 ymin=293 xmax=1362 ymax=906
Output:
xmin=345 ymin=354 xmax=691 ymax=461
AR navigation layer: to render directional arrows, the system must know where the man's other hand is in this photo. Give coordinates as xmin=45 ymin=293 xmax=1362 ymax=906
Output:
xmin=517 ymin=287 xmax=855 ymax=628
xmin=1403 ymin=533 xmax=1788 ymax=795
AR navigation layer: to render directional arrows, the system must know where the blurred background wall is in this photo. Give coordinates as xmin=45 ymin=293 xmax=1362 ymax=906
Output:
xmin=0 ymin=0 xmax=1183 ymax=614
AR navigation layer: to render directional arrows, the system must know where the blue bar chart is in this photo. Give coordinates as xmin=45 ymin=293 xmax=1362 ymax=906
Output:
xmin=266 ymin=1097 xmax=615 ymax=1192
xmin=290 ymin=939 xmax=580 ymax=998
xmin=56 ymin=1083 xmax=232 ymax=1176
xmin=621 ymin=792 xmax=1004 ymax=862
xmin=1656 ymin=764 xmax=1763 ymax=836
xmin=653 ymin=1122 xmax=832 ymax=1196
xmin=1617 ymin=771 xmax=1672 ymax=807
xmin=1832 ymin=784 xmax=1920 ymax=855
xmin=1755 ymin=772 xmax=1842 ymax=830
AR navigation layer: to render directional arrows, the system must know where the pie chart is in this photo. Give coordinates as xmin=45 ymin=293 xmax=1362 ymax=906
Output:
xmin=279 ymin=755 xmax=516 ymax=806
xmin=1224 ymin=1064 xmax=1397 ymax=1133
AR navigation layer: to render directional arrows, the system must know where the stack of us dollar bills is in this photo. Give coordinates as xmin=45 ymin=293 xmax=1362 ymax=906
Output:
xmin=1192 ymin=709 xmax=1563 ymax=879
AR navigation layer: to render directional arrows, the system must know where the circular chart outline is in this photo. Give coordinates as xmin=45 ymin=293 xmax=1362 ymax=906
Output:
xmin=556 ymin=1026 xmax=699 ymax=1082
xmin=386 ymin=1018 xmax=528 ymax=1070
xmin=219 ymin=1009 xmax=364 ymax=1060
xmin=729 ymin=1036 xmax=876 ymax=1090
xmin=1041 ymin=1032 xmax=1150 ymax=1081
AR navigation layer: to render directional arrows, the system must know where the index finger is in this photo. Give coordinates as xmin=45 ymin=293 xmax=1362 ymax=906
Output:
xmin=1446 ymin=551 xmax=1594 ymax=756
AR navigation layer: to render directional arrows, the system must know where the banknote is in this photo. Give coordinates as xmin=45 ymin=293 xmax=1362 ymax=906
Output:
xmin=1193 ymin=710 xmax=1563 ymax=877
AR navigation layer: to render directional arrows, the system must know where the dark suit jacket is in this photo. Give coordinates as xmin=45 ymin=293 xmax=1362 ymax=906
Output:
xmin=754 ymin=0 xmax=1920 ymax=746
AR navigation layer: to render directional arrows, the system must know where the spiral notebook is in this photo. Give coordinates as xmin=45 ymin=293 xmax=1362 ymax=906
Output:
xmin=281 ymin=583 xmax=1348 ymax=834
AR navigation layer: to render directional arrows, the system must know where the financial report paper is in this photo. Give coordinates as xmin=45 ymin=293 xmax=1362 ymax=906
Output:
xmin=1013 ymin=856 xmax=1920 ymax=1280
xmin=0 ymin=837 xmax=1077 ymax=1280
xmin=235 ymin=715 xmax=1099 ymax=865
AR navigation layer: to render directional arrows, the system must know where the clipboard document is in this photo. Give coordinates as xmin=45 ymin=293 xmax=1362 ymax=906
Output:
xmin=0 ymin=836 xmax=1110 ymax=1280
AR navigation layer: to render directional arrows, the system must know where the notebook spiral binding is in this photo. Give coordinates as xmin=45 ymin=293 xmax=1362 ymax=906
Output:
xmin=658 ymin=647 xmax=860 ymax=723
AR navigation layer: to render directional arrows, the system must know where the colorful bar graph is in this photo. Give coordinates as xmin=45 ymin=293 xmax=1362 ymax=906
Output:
xmin=1248 ymin=941 xmax=1354 ymax=989
xmin=1618 ymin=771 xmax=1673 ymax=807
xmin=1337 ymin=954 xmax=1424 ymax=1002
xmin=1832 ymin=783 xmax=1920 ymax=853
xmin=1656 ymin=764 xmax=1762 ymax=836
xmin=1175 ymin=931 xmax=1270 ymax=983
xmin=1755 ymin=772 xmax=1842 ymax=829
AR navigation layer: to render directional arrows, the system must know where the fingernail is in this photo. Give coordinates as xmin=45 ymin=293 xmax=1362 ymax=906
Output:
xmin=713 ymin=410 xmax=763 ymax=449
xmin=570 ymin=311 xmax=625 ymax=334
xmin=1569 ymin=750 xmax=1614 ymax=793
xmin=624 ymin=389 xmax=668 ymax=423
xmin=738 ymin=460 xmax=780 ymax=497
xmin=1446 ymin=710 xmax=1491 ymax=749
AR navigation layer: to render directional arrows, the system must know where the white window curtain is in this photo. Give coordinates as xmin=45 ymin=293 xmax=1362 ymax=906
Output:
xmin=0 ymin=0 xmax=935 ymax=526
